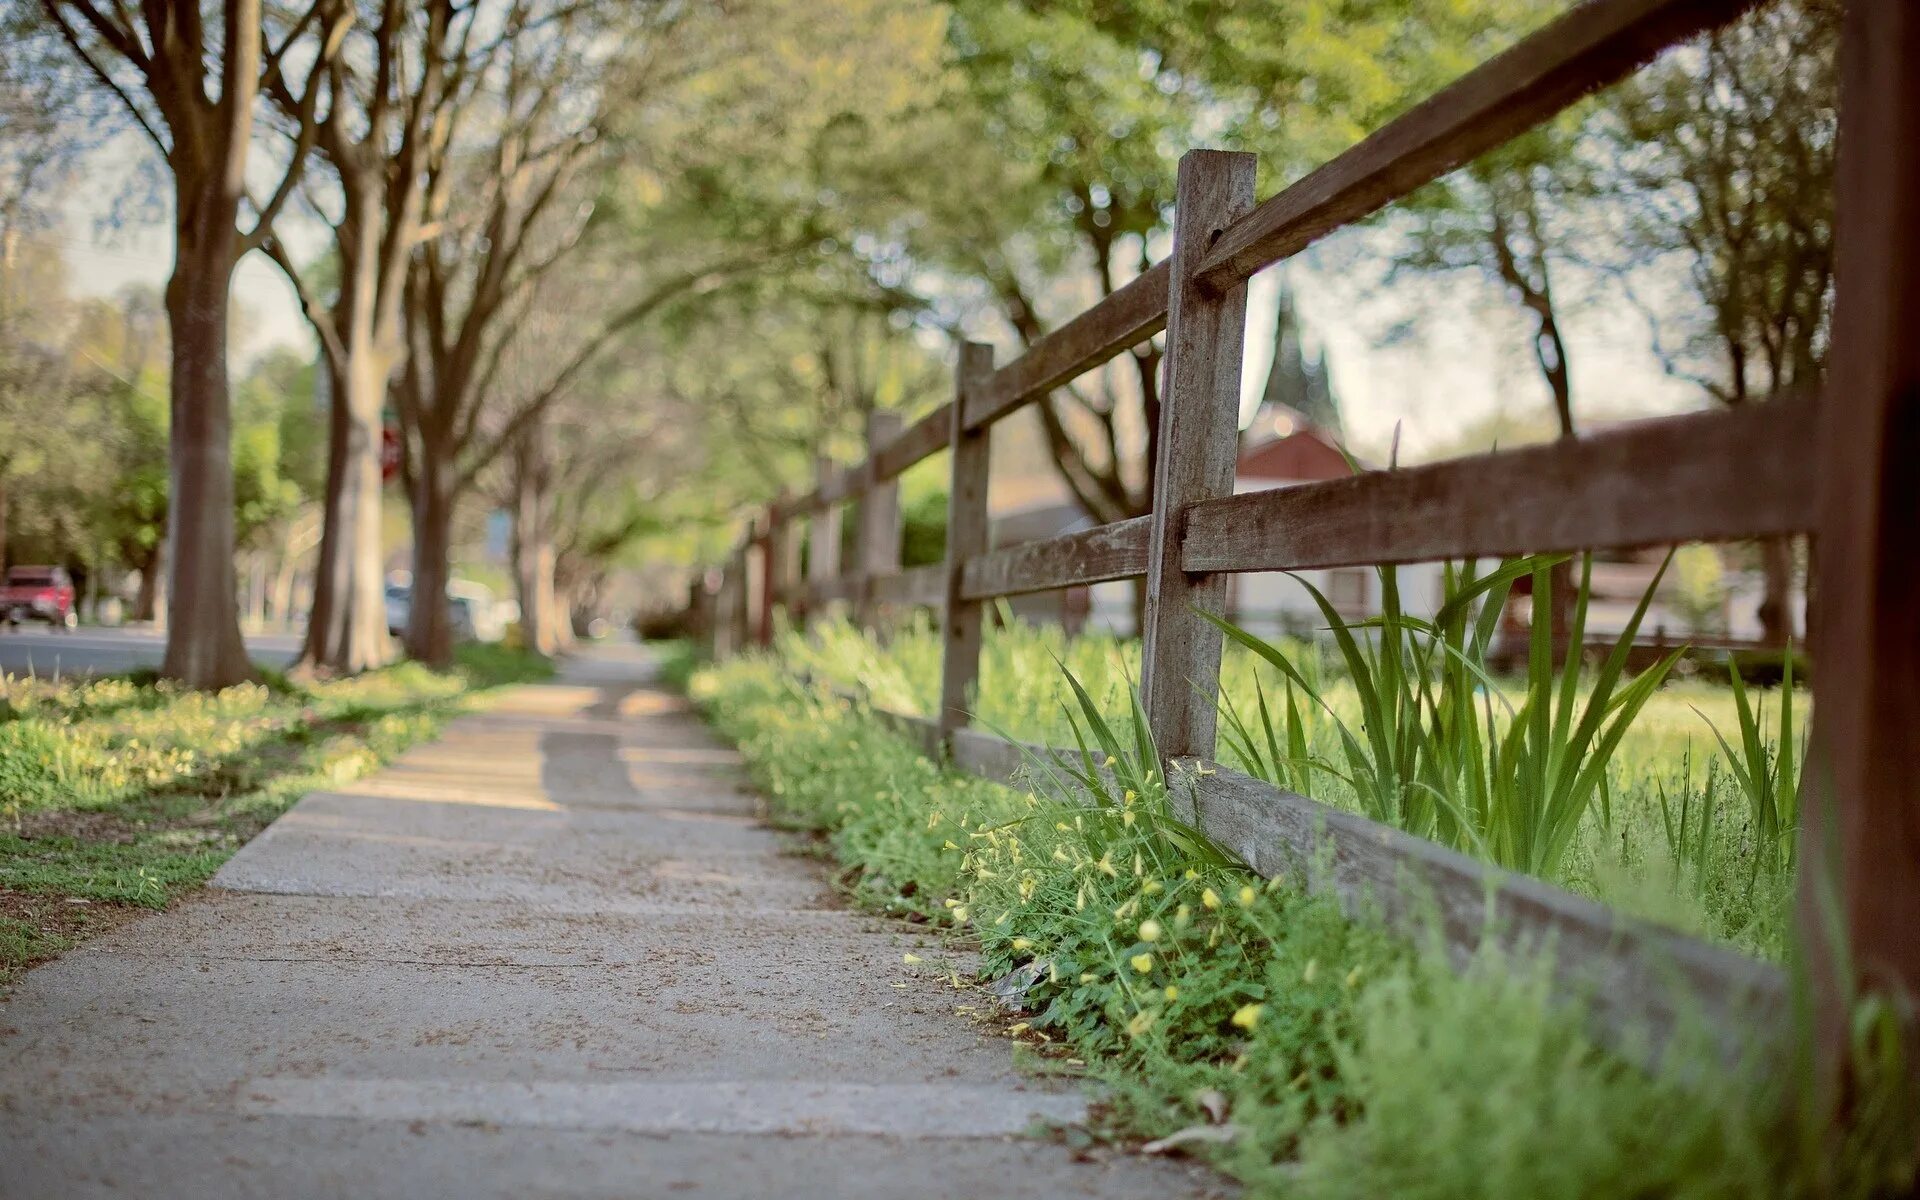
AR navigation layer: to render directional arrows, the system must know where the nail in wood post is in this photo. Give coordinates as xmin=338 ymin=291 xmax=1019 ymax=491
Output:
xmin=940 ymin=343 xmax=996 ymax=741
xmin=1140 ymin=149 xmax=1257 ymax=771
xmin=857 ymin=411 xmax=904 ymax=630
xmin=807 ymin=456 xmax=841 ymax=620
xmin=1799 ymin=0 xmax=1920 ymax=1080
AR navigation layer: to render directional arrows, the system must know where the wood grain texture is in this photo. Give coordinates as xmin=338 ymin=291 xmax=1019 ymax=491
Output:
xmin=1798 ymin=0 xmax=1920 ymax=1074
xmin=870 ymin=563 xmax=946 ymax=609
xmin=1195 ymin=0 xmax=1760 ymax=290
xmin=961 ymin=262 xmax=1171 ymax=432
xmin=1175 ymin=764 xmax=1785 ymax=1057
xmin=855 ymin=412 xmax=904 ymax=628
xmin=1182 ymin=399 xmax=1817 ymax=572
xmin=873 ymin=404 xmax=954 ymax=481
xmin=940 ymin=344 xmax=996 ymax=736
xmin=805 ymin=456 xmax=842 ymax=620
xmin=1141 ymin=150 xmax=1257 ymax=765
xmin=958 ymin=516 xmax=1151 ymax=600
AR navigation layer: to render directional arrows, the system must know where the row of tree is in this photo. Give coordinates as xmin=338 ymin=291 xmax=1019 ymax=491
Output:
xmin=3 ymin=0 xmax=1833 ymax=685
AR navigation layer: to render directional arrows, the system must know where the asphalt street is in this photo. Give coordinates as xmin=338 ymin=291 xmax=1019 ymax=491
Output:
xmin=0 ymin=626 xmax=300 ymax=679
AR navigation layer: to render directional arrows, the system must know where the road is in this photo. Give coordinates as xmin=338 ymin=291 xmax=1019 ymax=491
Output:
xmin=0 ymin=626 xmax=300 ymax=678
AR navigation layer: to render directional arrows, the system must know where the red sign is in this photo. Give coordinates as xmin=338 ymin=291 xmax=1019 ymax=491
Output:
xmin=381 ymin=426 xmax=401 ymax=483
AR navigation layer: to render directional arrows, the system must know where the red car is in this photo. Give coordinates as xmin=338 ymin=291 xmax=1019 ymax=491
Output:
xmin=1 ymin=565 xmax=77 ymax=629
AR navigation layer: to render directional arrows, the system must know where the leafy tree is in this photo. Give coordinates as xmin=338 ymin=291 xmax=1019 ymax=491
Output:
xmin=38 ymin=0 xmax=349 ymax=685
xmin=1599 ymin=0 xmax=1838 ymax=645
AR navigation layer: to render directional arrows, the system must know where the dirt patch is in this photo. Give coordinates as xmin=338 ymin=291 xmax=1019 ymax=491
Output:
xmin=9 ymin=809 xmax=143 ymax=844
xmin=0 ymin=887 xmax=150 ymax=989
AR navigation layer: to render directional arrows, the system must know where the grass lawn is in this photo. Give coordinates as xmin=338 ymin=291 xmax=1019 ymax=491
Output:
xmin=0 ymin=644 xmax=552 ymax=986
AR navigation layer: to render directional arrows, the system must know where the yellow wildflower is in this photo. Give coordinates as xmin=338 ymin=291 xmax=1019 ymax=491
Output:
xmin=1011 ymin=937 xmax=1033 ymax=951
xmin=902 ymin=953 xmax=924 ymax=964
xmin=1201 ymin=888 xmax=1222 ymax=911
xmin=1126 ymin=1010 xmax=1155 ymax=1037
xmin=1238 ymin=885 xmax=1257 ymax=908
xmin=1163 ymin=986 xmax=1179 ymax=1002
xmin=1130 ymin=953 xmax=1155 ymax=974
xmin=1137 ymin=919 xmax=1162 ymax=943
xmin=1231 ymin=1003 xmax=1264 ymax=1030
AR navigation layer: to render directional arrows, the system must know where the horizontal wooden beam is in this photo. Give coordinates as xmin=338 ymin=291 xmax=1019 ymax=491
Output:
xmin=958 ymin=516 xmax=1152 ymax=600
xmin=963 ymin=263 xmax=1171 ymax=432
xmin=1178 ymin=763 xmax=1784 ymax=1057
xmin=1182 ymin=400 xmax=1816 ymax=572
xmin=1194 ymin=0 xmax=1761 ymax=291
xmin=870 ymin=563 xmax=946 ymax=609
xmin=873 ymin=405 xmax=953 ymax=482
xmin=806 ymin=575 xmax=858 ymax=608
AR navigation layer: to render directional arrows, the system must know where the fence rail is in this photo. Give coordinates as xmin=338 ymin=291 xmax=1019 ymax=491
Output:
xmin=702 ymin=0 xmax=1918 ymax=1073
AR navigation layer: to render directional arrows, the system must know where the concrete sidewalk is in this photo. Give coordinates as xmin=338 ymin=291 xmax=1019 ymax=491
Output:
xmin=0 ymin=643 xmax=1224 ymax=1199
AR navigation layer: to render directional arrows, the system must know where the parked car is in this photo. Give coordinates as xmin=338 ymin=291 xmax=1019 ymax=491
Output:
xmin=383 ymin=579 xmax=506 ymax=644
xmin=385 ymin=582 xmax=412 ymax=637
xmin=1 ymin=566 xmax=77 ymax=629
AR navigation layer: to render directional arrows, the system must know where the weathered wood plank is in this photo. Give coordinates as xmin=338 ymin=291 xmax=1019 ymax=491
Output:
xmin=957 ymin=516 xmax=1151 ymax=600
xmin=855 ymin=412 xmax=904 ymax=628
xmin=870 ymin=563 xmax=946 ymax=610
xmin=1176 ymin=763 xmax=1785 ymax=1056
xmin=1182 ymin=399 xmax=1817 ymax=572
xmin=961 ymin=262 xmax=1172 ymax=432
xmin=1195 ymin=0 xmax=1761 ymax=291
xmin=940 ymin=344 xmax=996 ymax=737
xmin=1799 ymin=0 xmax=1920 ymax=1077
xmin=805 ymin=456 xmax=843 ymax=623
xmin=874 ymin=404 xmax=953 ymax=482
xmin=807 ymin=575 xmax=857 ymax=609
xmin=1141 ymin=150 xmax=1257 ymax=766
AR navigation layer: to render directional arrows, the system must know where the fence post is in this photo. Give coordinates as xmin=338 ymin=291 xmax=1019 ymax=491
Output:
xmin=939 ymin=343 xmax=996 ymax=741
xmin=856 ymin=411 xmax=904 ymax=630
xmin=763 ymin=498 xmax=798 ymax=645
xmin=807 ymin=456 xmax=841 ymax=621
xmin=728 ymin=540 xmax=752 ymax=655
xmin=1800 ymin=0 xmax=1920 ymax=1084
xmin=744 ymin=514 xmax=770 ymax=648
xmin=1139 ymin=149 xmax=1258 ymax=777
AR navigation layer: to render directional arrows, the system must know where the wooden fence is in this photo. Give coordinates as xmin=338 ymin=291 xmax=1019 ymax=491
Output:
xmin=700 ymin=0 xmax=1918 ymax=1064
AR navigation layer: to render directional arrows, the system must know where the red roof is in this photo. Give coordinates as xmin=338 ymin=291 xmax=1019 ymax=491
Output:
xmin=1237 ymin=427 xmax=1354 ymax=483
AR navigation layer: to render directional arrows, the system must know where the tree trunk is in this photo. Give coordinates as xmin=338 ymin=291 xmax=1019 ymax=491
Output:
xmin=509 ymin=429 xmax=562 ymax=657
xmin=1756 ymin=535 xmax=1796 ymax=647
xmin=134 ymin=541 xmax=163 ymax=623
xmin=300 ymin=350 xmax=395 ymax=674
xmin=406 ymin=450 xmax=457 ymax=668
xmin=160 ymin=238 xmax=254 ymax=687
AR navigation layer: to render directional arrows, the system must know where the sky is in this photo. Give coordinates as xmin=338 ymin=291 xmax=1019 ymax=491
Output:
xmin=51 ymin=134 xmax=1706 ymax=466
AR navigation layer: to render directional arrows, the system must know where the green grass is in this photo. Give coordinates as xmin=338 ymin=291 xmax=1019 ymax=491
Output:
xmin=691 ymin=645 xmax=1917 ymax=1198
xmin=772 ymin=588 xmax=1803 ymax=961
xmin=0 ymin=645 xmax=553 ymax=983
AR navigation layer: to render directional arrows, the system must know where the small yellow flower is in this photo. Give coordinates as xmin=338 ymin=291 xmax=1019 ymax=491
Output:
xmin=1133 ymin=851 xmax=1143 ymax=877
xmin=1130 ymin=952 xmax=1155 ymax=974
xmin=943 ymin=840 xmax=960 ymax=851
xmin=1137 ymin=919 xmax=1162 ymax=943
xmin=951 ymin=905 xmax=971 ymax=924
xmin=1201 ymin=888 xmax=1221 ymax=910
xmin=1011 ymin=937 xmax=1033 ymax=951
xmin=1126 ymin=1010 xmax=1155 ymax=1037
xmin=1231 ymin=1003 xmax=1264 ymax=1030
xmin=1095 ymin=852 xmax=1118 ymax=878
xmin=1123 ymin=789 xmax=1136 ymax=805
xmin=1344 ymin=965 xmax=1364 ymax=989
xmin=1141 ymin=879 xmax=1163 ymax=895
xmin=1238 ymin=885 xmax=1257 ymax=908
xmin=1302 ymin=959 xmax=1319 ymax=984
xmin=1122 ymin=811 xmax=1136 ymax=827
xmin=1163 ymin=985 xmax=1179 ymax=1001
xmin=1008 ymin=1022 xmax=1029 ymax=1035
xmin=927 ymin=811 xmax=943 ymax=829
xmin=1080 ymin=972 xmax=1098 ymax=984
xmin=902 ymin=952 xmax=924 ymax=964
xmin=1103 ymin=755 xmax=1117 ymax=769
